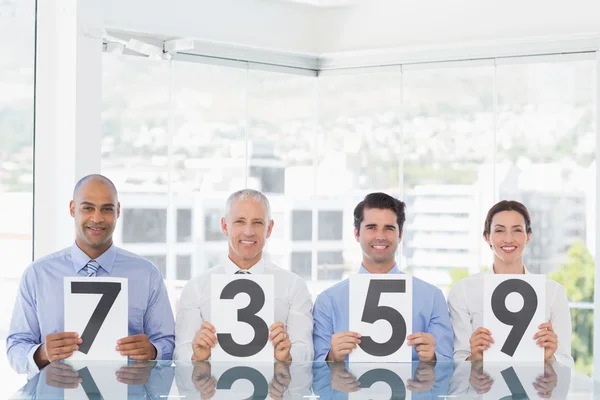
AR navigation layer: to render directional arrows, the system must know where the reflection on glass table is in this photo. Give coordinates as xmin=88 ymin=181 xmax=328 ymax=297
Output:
xmin=10 ymin=360 xmax=594 ymax=399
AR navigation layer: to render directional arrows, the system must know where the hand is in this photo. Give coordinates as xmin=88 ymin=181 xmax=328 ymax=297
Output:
xmin=534 ymin=322 xmax=558 ymax=362
xmin=469 ymin=361 xmax=493 ymax=395
xmin=270 ymin=322 xmax=292 ymax=362
xmin=35 ymin=332 xmax=83 ymax=367
xmin=468 ymin=327 xmax=494 ymax=361
xmin=407 ymin=361 xmax=435 ymax=392
xmin=533 ymin=362 xmax=557 ymax=399
xmin=269 ymin=361 xmax=291 ymax=399
xmin=45 ymin=362 xmax=82 ymax=389
xmin=407 ymin=332 xmax=436 ymax=361
xmin=116 ymin=334 xmax=157 ymax=360
xmin=192 ymin=322 xmax=217 ymax=361
xmin=330 ymin=362 xmax=360 ymax=393
xmin=192 ymin=362 xmax=216 ymax=399
xmin=115 ymin=361 xmax=155 ymax=385
xmin=326 ymin=331 xmax=361 ymax=362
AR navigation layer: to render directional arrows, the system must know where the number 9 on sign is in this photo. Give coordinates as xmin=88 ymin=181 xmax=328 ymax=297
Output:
xmin=349 ymin=275 xmax=412 ymax=362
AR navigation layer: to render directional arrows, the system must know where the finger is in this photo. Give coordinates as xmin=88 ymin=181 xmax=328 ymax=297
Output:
xmin=272 ymin=332 xmax=287 ymax=346
xmin=270 ymin=378 xmax=286 ymax=393
xmin=116 ymin=370 xmax=145 ymax=381
xmin=47 ymin=379 xmax=80 ymax=389
xmin=407 ymin=335 xmax=433 ymax=346
xmin=116 ymin=342 xmax=145 ymax=352
xmin=49 ymin=338 xmax=81 ymax=348
xmin=52 ymin=368 xmax=80 ymax=378
xmin=335 ymin=342 xmax=359 ymax=352
xmin=537 ymin=322 xmax=553 ymax=331
xmin=195 ymin=337 xmax=215 ymax=350
xmin=202 ymin=321 xmax=216 ymax=332
xmin=473 ymin=333 xmax=495 ymax=344
xmin=50 ymin=352 xmax=74 ymax=361
xmin=270 ymin=321 xmax=285 ymax=331
xmin=48 ymin=332 xmax=79 ymax=341
xmin=50 ymin=344 xmax=79 ymax=356
xmin=269 ymin=327 xmax=285 ymax=341
xmin=333 ymin=331 xmax=361 ymax=339
xmin=121 ymin=348 xmax=149 ymax=357
xmin=473 ymin=327 xmax=493 ymax=336
xmin=334 ymin=336 xmax=361 ymax=346
xmin=199 ymin=330 xmax=218 ymax=346
xmin=117 ymin=334 xmax=147 ymax=345
xmin=198 ymin=377 xmax=216 ymax=393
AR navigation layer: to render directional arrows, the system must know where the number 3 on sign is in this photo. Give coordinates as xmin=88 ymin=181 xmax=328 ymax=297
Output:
xmin=483 ymin=274 xmax=545 ymax=362
xmin=349 ymin=275 xmax=412 ymax=362
xmin=211 ymin=275 xmax=274 ymax=362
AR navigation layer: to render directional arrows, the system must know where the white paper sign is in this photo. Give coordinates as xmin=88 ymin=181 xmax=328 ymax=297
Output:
xmin=349 ymin=364 xmax=413 ymax=400
xmin=211 ymin=363 xmax=274 ymax=400
xmin=482 ymin=363 xmax=544 ymax=400
xmin=211 ymin=275 xmax=275 ymax=362
xmin=349 ymin=275 xmax=412 ymax=362
xmin=63 ymin=364 xmax=127 ymax=400
xmin=483 ymin=274 xmax=545 ymax=362
xmin=64 ymin=277 xmax=128 ymax=361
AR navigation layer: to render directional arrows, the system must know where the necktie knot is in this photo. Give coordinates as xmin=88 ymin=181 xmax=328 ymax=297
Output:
xmin=235 ymin=270 xmax=251 ymax=275
xmin=85 ymin=260 xmax=100 ymax=277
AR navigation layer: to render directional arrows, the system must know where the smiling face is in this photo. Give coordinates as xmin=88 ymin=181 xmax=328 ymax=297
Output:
xmin=221 ymin=198 xmax=274 ymax=269
xmin=70 ymin=179 xmax=120 ymax=259
xmin=355 ymin=207 xmax=402 ymax=273
xmin=485 ymin=210 xmax=531 ymax=268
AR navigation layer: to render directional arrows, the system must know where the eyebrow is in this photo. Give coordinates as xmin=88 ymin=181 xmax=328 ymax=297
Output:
xmin=493 ymin=224 xmax=524 ymax=228
xmin=364 ymin=223 xmax=396 ymax=229
xmin=80 ymin=201 xmax=115 ymax=208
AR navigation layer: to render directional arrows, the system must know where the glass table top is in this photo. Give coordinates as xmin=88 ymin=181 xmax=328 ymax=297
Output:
xmin=9 ymin=360 xmax=596 ymax=399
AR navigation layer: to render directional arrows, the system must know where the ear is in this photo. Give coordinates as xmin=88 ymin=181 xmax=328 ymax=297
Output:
xmin=266 ymin=219 xmax=274 ymax=239
xmin=69 ymin=200 xmax=75 ymax=217
xmin=484 ymin=233 xmax=492 ymax=248
xmin=526 ymin=232 xmax=532 ymax=245
xmin=398 ymin=230 xmax=403 ymax=241
xmin=116 ymin=202 xmax=121 ymax=218
xmin=354 ymin=227 xmax=359 ymax=242
xmin=221 ymin=217 xmax=229 ymax=237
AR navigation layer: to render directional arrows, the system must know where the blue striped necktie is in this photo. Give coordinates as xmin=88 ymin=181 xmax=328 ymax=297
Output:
xmin=85 ymin=260 xmax=100 ymax=277
xmin=235 ymin=270 xmax=251 ymax=274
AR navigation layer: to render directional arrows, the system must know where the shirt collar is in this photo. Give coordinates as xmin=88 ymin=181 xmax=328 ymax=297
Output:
xmin=70 ymin=242 xmax=117 ymax=275
xmin=358 ymin=263 xmax=402 ymax=274
xmin=487 ymin=265 xmax=530 ymax=274
xmin=223 ymin=256 xmax=265 ymax=275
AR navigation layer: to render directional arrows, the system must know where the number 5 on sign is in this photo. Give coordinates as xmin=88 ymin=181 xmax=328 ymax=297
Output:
xmin=349 ymin=275 xmax=412 ymax=362
xmin=483 ymin=275 xmax=545 ymax=362
xmin=211 ymin=275 xmax=274 ymax=362
xmin=64 ymin=277 xmax=128 ymax=361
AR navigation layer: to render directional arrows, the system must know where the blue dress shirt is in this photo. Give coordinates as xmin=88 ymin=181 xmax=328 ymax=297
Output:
xmin=312 ymin=264 xmax=453 ymax=362
xmin=6 ymin=243 xmax=175 ymax=375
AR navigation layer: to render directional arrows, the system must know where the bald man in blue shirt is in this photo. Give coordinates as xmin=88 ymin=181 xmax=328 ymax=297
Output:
xmin=6 ymin=174 xmax=175 ymax=375
xmin=312 ymin=192 xmax=453 ymax=362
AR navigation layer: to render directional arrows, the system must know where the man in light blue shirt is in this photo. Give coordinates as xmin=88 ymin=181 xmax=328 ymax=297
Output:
xmin=6 ymin=174 xmax=175 ymax=375
xmin=313 ymin=192 xmax=453 ymax=362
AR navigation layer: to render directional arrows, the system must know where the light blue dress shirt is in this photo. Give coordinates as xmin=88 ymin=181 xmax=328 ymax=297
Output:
xmin=6 ymin=243 xmax=175 ymax=375
xmin=312 ymin=264 xmax=454 ymax=362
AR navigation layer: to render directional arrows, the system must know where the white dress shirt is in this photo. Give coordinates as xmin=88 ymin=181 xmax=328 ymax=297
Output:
xmin=447 ymin=268 xmax=574 ymax=367
xmin=174 ymin=257 xmax=314 ymax=362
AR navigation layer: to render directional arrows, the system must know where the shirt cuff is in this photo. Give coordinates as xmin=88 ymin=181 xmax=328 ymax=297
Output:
xmin=27 ymin=343 xmax=43 ymax=376
xmin=151 ymin=341 xmax=163 ymax=360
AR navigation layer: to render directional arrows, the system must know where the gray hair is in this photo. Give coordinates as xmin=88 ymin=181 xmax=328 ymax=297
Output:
xmin=225 ymin=189 xmax=271 ymax=221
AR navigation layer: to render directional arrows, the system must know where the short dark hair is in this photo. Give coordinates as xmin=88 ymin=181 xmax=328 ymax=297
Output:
xmin=483 ymin=200 xmax=532 ymax=238
xmin=353 ymin=192 xmax=406 ymax=233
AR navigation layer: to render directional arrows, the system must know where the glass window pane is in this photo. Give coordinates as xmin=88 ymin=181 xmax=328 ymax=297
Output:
xmin=205 ymin=209 xmax=224 ymax=241
xmin=0 ymin=0 xmax=35 ymax=390
xmin=291 ymin=210 xmax=312 ymax=240
xmin=318 ymin=210 xmax=343 ymax=240
xmin=122 ymin=208 xmax=167 ymax=243
xmin=176 ymin=255 xmax=192 ymax=281
xmin=291 ymin=251 xmax=312 ymax=279
xmin=496 ymin=59 xmax=596 ymax=375
xmin=177 ymin=208 xmax=192 ymax=243
xmin=403 ymin=65 xmax=495 ymax=288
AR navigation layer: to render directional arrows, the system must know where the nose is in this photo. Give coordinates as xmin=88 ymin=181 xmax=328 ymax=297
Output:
xmin=243 ymin=222 xmax=254 ymax=236
xmin=90 ymin=209 xmax=104 ymax=223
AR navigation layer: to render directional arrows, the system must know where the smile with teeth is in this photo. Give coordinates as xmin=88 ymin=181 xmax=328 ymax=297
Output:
xmin=372 ymin=245 xmax=388 ymax=250
xmin=240 ymin=240 xmax=256 ymax=245
xmin=501 ymin=246 xmax=517 ymax=252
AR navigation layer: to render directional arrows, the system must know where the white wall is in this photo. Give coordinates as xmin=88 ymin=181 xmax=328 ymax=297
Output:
xmin=103 ymin=0 xmax=320 ymax=54
xmin=317 ymin=0 xmax=600 ymax=53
